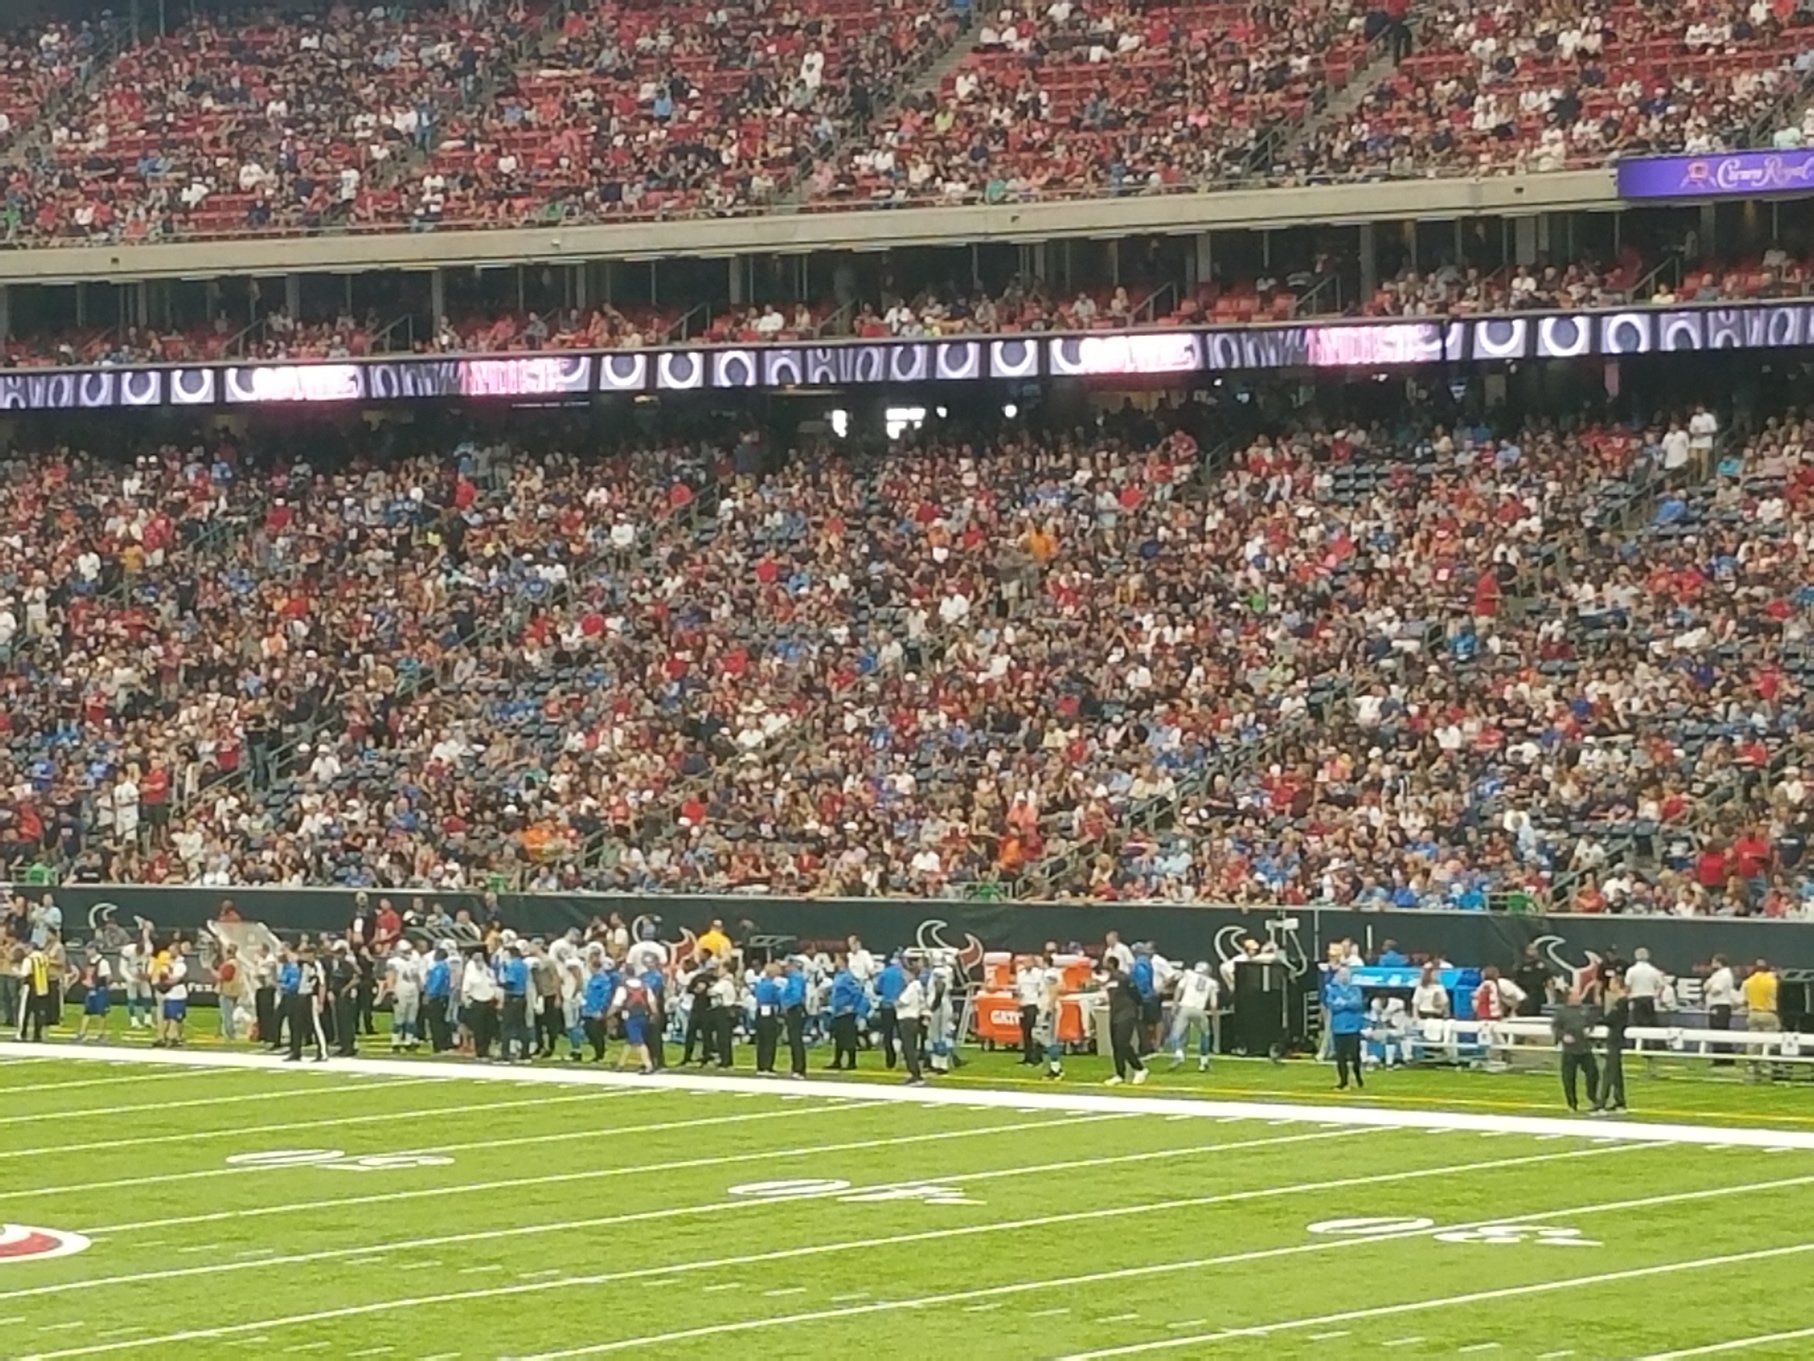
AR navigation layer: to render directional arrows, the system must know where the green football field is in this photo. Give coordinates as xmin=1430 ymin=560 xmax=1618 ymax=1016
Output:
xmin=3 ymin=1031 xmax=1814 ymax=1360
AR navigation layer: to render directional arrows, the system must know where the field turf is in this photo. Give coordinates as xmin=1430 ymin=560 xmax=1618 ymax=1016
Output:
xmin=1 ymin=1019 xmax=1812 ymax=1359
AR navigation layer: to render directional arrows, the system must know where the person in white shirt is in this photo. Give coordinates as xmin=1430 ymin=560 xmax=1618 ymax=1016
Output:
xmin=118 ymin=938 xmax=152 ymax=1030
xmin=1624 ymin=947 xmax=1664 ymax=1027
xmin=895 ymin=962 xmax=929 ymax=1085
xmin=1704 ymin=953 xmax=1738 ymax=1066
xmin=845 ymin=935 xmax=876 ymax=983
xmin=1688 ymin=404 xmax=1719 ymax=456
xmin=1102 ymin=930 xmax=1135 ymax=974
xmin=1167 ymin=962 xmax=1219 ymax=1071
xmin=157 ymin=950 xmax=190 ymax=1048
xmin=707 ymin=967 xmax=739 ymax=1068
xmin=1015 ymin=960 xmax=1045 ymax=1065
xmin=1471 ymin=967 xmax=1527 ymax=1070
xmin=1620 ymin=946 xmax=1667 ymax=1069
xmin=384 ymin=942 xmax=423 ymax=1051
xmin=1412 ymin=965 xmax=1452 ymax=1021
xmin=460 ymin=950 xmax=501 ymax=1058
xmin=1661 ymin=422 xmax=1692 ymax=482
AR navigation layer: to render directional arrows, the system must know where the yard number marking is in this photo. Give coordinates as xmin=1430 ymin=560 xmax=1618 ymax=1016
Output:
xmin=225 ymin=1150 xmax=454 ymax=1173
xmin=1308 ymin=1217 xmax=1597 ymax=1247
xmin=728 ymin=1179 xmax=980 ymax=1207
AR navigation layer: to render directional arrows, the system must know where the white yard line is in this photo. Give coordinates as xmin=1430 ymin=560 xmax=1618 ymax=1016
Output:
xmin=8 ymin=1140 xmax=1653 ymax=1355
xmin=2 ymin=1113 xmax=1133 ymax=1304
xmin=493 ymin=1166 xmax=1814 ymax=1360
xmin=5 ymin=1039 xmax=1811 ymax=1150
xmin=0 ymin=1068 xmax=229 ymax=1095
xmin=0 ymin=1090 xmax=630 ymax=1168
xmin=7 ymin=1096 xmax=853 ymax=1205
xmin=0 ymin=1076 xmax=448 ymax=1125
xmin=1065 ymin=1242 xmax=1814 ymax=1358
xmin=1639 ymin=1326 xmax=1814 ymax=1358
xmin=78 ymin=1112 xmax=1129 ymax=1237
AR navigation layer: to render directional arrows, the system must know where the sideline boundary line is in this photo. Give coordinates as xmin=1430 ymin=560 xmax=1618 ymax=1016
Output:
xmin=6 ymin=1040 xmax=1814 ymax=1150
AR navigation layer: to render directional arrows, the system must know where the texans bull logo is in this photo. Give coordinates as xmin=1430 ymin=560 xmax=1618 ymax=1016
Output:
xmin=915 ymin=918 xmax=985 ymax=989
xmin=630 ymin=914 xmax=697 ymax=966
xmin=0 ymin=1224 xmax=91 ymax=1263
xmin=1532 ymin=934 xmax=1602 ymax=995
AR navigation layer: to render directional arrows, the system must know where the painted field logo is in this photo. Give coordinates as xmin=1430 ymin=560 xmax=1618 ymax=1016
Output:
xmin=0 ymin=1224 xmax=92 ymax=1263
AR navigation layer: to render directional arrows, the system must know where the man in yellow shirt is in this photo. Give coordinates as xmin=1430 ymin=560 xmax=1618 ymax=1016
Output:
xmin=1743 ymin=959 xmax=1780 ymax=1082
xmin=695 ymin=919 xmax=732 ymax=965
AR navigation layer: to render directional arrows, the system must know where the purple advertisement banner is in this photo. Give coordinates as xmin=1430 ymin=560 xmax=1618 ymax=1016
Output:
xmin=1617 ymin=150 xmax=1814 ymax=200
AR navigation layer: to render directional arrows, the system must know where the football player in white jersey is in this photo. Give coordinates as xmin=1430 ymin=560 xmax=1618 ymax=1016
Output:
xmin=1167 ymin=962 xmax=1219 ymax=1071
xmin=1034 ymin=951 xmax=1067 ymax=1081
xmin=383 ymin=942 xmax=423 ymax=1050
xmin=552 ymin=939 xmax=588 ymax=1061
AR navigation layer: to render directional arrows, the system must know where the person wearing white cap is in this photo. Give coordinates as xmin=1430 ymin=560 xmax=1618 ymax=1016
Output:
xmin=1167 ymin=962 xmax=1219 ymax=1072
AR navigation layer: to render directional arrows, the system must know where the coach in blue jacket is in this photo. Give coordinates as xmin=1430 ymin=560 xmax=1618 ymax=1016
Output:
xmin=1326 ymin=968 xmax=1367 ymax=1091
xmin=781 ymin=958 xmax=809 ymax=1078
xmin=875 ymin=955 xmax=907 ymax=1070
xmin=828 ymin=956 xmax=863 ymax=1071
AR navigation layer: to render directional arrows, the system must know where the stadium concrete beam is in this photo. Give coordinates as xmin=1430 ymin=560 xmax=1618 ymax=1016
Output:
xmin=0 ymin=170 xmax=1618 ymax=284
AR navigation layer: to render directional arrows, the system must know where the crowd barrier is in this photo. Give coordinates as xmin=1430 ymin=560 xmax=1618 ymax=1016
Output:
xmin=1395 ymin=1017 xmax=1814 ymax=1068
xmin=42 ymin=886 xmax=1814 ymax=986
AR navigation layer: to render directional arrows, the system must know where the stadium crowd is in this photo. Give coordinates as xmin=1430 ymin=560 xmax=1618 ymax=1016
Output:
xmin=0 ymin=390 xmax=1804 ymax=916
xmin=0 ymin=0 xmax=1804 ymax=242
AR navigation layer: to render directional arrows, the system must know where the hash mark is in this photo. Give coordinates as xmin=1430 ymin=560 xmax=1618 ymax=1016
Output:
xmin=1537 ymin=1352 xmax=1576 ymax=1359
xmin=1309 ymin=1332 xmax=1350 ymax=1341
xmin=1100 ymin=1313 xmax=1141 ymax=1323
xmin=459 ymin=1264 xmax=503 ymax=1275
xmin=39 ymin=1322 xmax=87 ymax=1332
xmin=399 ymin=1259 xmax=442 ymax=1271
xmin=1382 ymin=1338 xmax=1425 ymax=1348
xmin=1028 ymin=1307 xmax=1071 ymax=1318
xmin=639 ymin=1277 xmax=682 ymax=1288
xmin=702 ymin=1283 xmax=744 ymax=1293
xmin=519 ymin=1270 xmax=563 ymax=1280
xmin=1168 ymin=1320 xmax=1208 ymax=1330
xmin=285 ymin=1343 xmax=331 ymax=1353
xmin=1459 ymin=1346 xmax=1503 ymax=1354
xmin=350 ymin=1349 xmax=396 ymax=1357
xmin=830 ymin=1293 xmax=869 ymax=1303
xmin=764 ymin=1287 xmax=807 ymax=1297
xmin=964 ymin=1303 xmax=1002 ymax=1313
